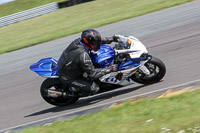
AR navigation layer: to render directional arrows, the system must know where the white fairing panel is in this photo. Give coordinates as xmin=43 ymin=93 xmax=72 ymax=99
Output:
xmin=128 ymin=36 xmax=148 ymax=58
xmin=114 ymin=36 xmax=148 ymax=59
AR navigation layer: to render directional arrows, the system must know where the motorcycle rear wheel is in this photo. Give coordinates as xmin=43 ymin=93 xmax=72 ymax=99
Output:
xmin=40 ymin=78 xmax=79 ymax=107
xmin=131 ymin=56 xmax=166 ymax=84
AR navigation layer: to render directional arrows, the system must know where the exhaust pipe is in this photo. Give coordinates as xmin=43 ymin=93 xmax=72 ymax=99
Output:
xmin=46 ymin=89 xmax=76 ymax=98
xmin=47 ymin=90 xmax=66 ymax=98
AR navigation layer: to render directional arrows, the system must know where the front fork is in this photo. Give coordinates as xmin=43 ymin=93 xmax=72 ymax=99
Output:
xmin=138 ymin=55 xmax=152 ymax=75
xmin=139 ymin=62 xmax=150 ymax=75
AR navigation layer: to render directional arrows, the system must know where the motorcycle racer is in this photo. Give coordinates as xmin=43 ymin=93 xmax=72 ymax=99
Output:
xmin=57 ymin=29 xmax=118 ymax=96
xmin=30 ymin=32 xmax=166 ymax=106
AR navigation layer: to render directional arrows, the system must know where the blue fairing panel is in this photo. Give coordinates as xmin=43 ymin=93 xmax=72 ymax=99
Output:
xmin=90 ymin=44 xmax=114 ymax=68
xmin=30 ymin=57 xmax=58 ymax=77
xmin=119 ymin=60 xmax=140 ymax=70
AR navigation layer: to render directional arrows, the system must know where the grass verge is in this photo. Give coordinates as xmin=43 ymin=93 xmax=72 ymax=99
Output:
xmin=15 ymin=89 xmax=200 ymax=133
xmin=0 ymin=0 xmax=194 ymax=54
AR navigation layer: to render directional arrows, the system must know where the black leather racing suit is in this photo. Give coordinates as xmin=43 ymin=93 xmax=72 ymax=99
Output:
xmin=57 ymin=38 xmax=114 ymax=95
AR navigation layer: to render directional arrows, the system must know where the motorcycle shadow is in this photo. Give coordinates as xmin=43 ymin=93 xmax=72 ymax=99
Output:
xmin=25 ymin=84 xmax=148 ymax=118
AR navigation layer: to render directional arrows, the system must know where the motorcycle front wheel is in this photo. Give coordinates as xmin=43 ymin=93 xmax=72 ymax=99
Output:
xmin=131 ymin=56 xmax=166 ymax=85
xmin=40 ymin=78 xmax=79 ymax=107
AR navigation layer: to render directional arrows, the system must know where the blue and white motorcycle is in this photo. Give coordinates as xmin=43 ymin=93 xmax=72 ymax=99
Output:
xmin=30 ymin=35 xmax=166 ymax=106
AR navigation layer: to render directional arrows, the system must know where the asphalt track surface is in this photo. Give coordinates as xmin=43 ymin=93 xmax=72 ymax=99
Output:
xmin=0 ymin=0 xmax=200 ymax=131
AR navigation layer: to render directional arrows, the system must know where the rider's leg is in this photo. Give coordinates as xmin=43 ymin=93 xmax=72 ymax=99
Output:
xmin=68 ymin=77 xmax=100 ymax=96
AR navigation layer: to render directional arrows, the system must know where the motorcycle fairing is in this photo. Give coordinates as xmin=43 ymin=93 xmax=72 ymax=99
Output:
xmin=119 ymin=59 xmax=140 ymax=70
xmin=90 ymin=44 xmax=115 ymax=68
xmin=90 ymin=44 xmax=143 ymax=69
xmin=30 ymin=57 xmax=58 ymax=78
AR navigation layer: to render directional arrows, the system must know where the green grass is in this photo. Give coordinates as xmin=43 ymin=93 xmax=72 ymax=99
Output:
xmin=0 ymin=0 xmax=64 ymax=17
xmin=15 ymin=89 xmax=200 ymax=133
xmin=0 ymin=0 xmax=194 ymax=54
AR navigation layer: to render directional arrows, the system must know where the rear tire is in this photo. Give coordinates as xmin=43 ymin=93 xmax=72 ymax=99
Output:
xmin=131 ymin=56 xmax=166 ymax=84
xmin=40 ymin=78 xmax=79 ymax=107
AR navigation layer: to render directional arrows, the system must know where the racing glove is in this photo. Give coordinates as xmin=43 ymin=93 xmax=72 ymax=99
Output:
xmin=102 ymin=36 xmax=120 ymax=44
xmin=113 ymin=35 xmax=120 ymax=42
xmin=104 ymin=64 xmax=118 ymax=74
xmin=113 ymin=35 xmax=128 ymax=43
xmin=109 ymin=64 xmax=118 ymax=72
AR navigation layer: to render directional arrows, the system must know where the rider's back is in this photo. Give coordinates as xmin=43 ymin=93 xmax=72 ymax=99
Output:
xmin=57 ymin=39 xmax=85 ymax=84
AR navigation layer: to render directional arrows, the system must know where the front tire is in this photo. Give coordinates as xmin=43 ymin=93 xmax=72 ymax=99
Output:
xmin=131 ymin=56 xmax=166 ymax=84
xmin=40 ymin=78 xmax=79 ymax=107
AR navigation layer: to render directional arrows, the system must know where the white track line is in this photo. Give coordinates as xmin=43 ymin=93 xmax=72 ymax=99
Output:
xmin=1 ymin=79 xmax=200 ymax=132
